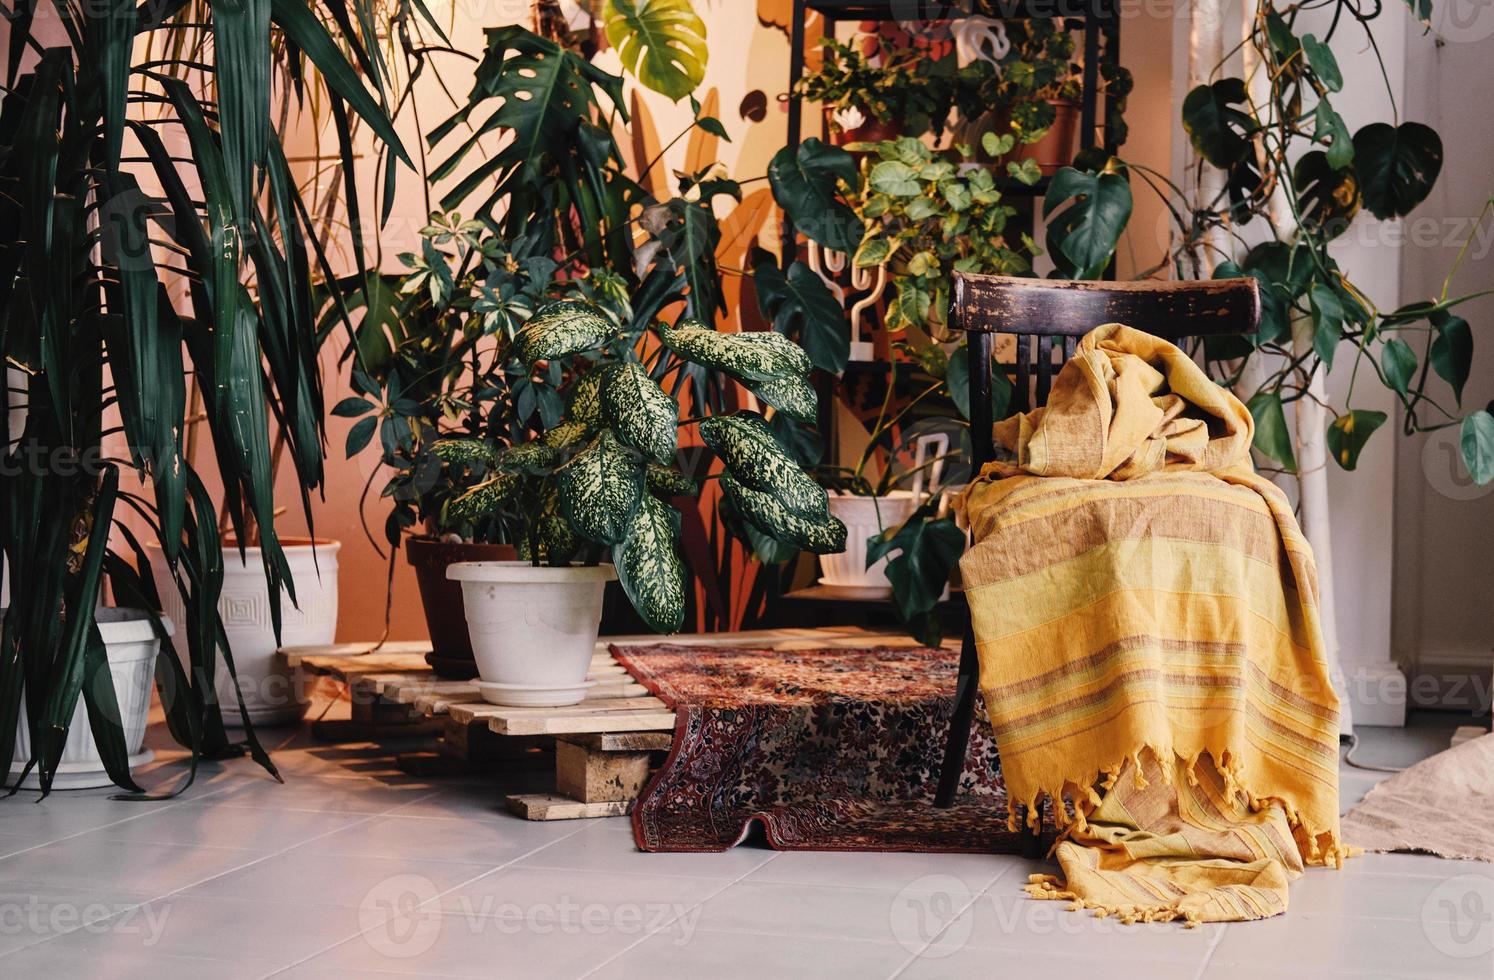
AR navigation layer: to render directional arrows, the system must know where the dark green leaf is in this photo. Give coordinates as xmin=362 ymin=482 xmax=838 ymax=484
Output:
xmin=1354 ymin=122 xmax=1443 ymax=219
xmin=946 ymin=344 xmax=1013 ymax=422
xmin=345 ymin=416 xmax=376 ymax=458
xmin=1430 ymin=311 xmax=1473 ymax=404
xmin=1327 ymin=409 xmax=1388 ymax=471
xmin=1312 ymin=99 xmax=1354 ymax=169
xmin=753 ymin=259 xmax=847 ymax=375
xmin=767 ymin=138 xmax=861 ymax=253
xmin=1247 ymin=390 xmax=1297 ymax=470
xmin=332 ymin=397 xmax=374 ymax=418
xmin=1381 ymin=338 xmax=1418 ymax=396
xmin=1302 ymin=34 xmax=1343 ymax=92
xmin=1043 ymin=166 xmax=1133 ymax=280
xmin=1309 ymin=284 xmax=1344 ymax=369
xmin=868 ymin=507 xmax=964 ymax=646
xmin=1182 ymin=79 xmax=1253 ymax=168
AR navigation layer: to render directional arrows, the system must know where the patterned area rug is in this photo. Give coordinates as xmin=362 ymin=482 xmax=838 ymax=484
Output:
xmin=614 ymin=643 xmax=1051 ymax=854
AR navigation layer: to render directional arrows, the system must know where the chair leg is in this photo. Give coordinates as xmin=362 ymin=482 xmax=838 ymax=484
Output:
xmin=934 ymin=619 xmax=981 ymax=808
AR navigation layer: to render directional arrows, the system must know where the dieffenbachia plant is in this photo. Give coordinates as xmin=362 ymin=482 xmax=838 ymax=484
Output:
xmin=435 ymin=301 xmax=847 ymax=634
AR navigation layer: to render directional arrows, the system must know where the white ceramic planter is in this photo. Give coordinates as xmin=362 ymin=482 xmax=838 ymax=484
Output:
xmin=9 ymin=608 xmax=171 ymax=790
xmin=817 ymin=492 xmax=920 ymax=594
xmin=147 ymin=538 xmax=339 ymax=726
xmin=447 ymin=562 xmax=616 ymax=707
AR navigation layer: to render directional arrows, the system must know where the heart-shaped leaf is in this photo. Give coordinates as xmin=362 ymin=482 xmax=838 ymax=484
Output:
xmin=1327 ymin=409 xmax=1388 ymax=471
xmin=1430 ymin=310 xmax=1473 ymax=404
xmin=1381 ymin=337 xmax=1418 ymax=396
xmin=1462 ymin=411 xmax=1494 ymax=485
xmin=1247 ymin=390 xmax=1297 ymax=471
xmin=1182 ymin=78 xmax=1254 ymax=168
xmin=1043 ymin=165 xmax=1133 ymax=279
xmin=1353 ymin=121 xmax=1443 ymax=219
xmin=767 ymin=138 xmax=861 ymax=253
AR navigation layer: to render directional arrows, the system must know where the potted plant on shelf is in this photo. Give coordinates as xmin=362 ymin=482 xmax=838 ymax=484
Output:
xmin=0 ymin=0 xmax=399 ymax=791
xmin=797 ymin=35 xmax=973 ymax=145
xmin=432 ymin=299 xmax=845 ymax=707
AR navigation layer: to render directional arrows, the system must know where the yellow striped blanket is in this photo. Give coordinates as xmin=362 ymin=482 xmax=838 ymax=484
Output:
xmin=957 ymin=324 xmax=1348 ymax=926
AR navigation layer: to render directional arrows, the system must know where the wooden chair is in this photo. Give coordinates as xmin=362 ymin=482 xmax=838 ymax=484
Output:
xmin=933 ymin=272 xmax=1261 ymax=812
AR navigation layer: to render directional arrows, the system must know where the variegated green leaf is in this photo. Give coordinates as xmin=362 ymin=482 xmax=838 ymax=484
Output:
xmin=658 ymin=317 xmax=812 ymax=381
xmin=601 ymin=362 xmax=678 ymax=465
xmin=646 ymin=463 xmax=700 ymax=498
xmin=698 ymin=412 xmax=827 ymax=521
xmin=513 ymin=300 xmax=615 ymax=368
xmin=447 ymin=472 xmax=519 ymax=524
xmin=565 ymin=369 xmax=606 ymax=427
xmin=430 ymin=438 xmax=498 ymax=466
xmin=538 ymin=486 xmax=582 ymax=564
xmin=498 ymin=439 xmax=558 ymax=474
xmin=745 ymin=374 xmax=818 ymax=424
xmin=719 ymin=473 xmax=846 ymax=554
xmin=542 ymin=420 xmax=593 ymax=454
xmin=556 ymin=429 xmax=644 ymax=545
xmin=612 ymin=495 xmax=686 ymax=633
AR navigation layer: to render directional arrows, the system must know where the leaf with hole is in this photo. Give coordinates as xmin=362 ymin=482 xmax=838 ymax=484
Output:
xmin=767 ymin=138 xmax=861 ymax=253
xmin=603 ymin=0 xmax=707 ymax=102
xmin=753 ymin=259 xmax=847 ymax=375
xmin=1353 ymin=122 xmax=1443 ymax=220
xmin=1182 ymin=79 xmax=1254 ymax=168
xmin=1043 ymin=166 xmax=1133 ymax=280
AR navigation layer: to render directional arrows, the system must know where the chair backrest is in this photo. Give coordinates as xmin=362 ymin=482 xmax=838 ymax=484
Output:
xmin=950 ymin=272 xmax=1260 ymax=469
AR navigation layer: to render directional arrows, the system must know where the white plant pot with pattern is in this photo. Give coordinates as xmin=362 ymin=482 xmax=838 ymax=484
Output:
xmin=147 ymin=538 xmax=339 ymax=726
xmin=448 ymin=561 xmax=617 ymax=707
xmin=8 ymin=607 xmax=171 ymax=790
xmin=817 ymin=491 xmax=920 ymax=594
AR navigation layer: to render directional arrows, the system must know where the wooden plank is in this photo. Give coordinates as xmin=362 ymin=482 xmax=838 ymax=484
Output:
xmin=489 ymin=710 xmax=677 ymax=737
xmin=506 ymin=793 xmax=631 ymax=821
xmin=383 ymin=678 xmax=474 ymax=706
xmin=560 ymin=731 xmax=674 ymax=752
xmin=449 ymin=695 xmax=663 ymax=726
xmin=279 ymin=640 xmax=430 ymax=667
xmin=555 ymin=741 xmax=653 ymax=803
xmin=298 ymin=652 xmax=430 ymax=677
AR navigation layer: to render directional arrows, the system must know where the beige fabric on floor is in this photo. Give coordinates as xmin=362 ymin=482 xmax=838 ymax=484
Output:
xmin=1342 ymin=733 xmax=1494 ymax=861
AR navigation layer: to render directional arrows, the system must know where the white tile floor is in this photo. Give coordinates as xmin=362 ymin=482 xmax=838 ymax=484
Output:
xmin=1 ymin=716 xmax=1490 ymax=979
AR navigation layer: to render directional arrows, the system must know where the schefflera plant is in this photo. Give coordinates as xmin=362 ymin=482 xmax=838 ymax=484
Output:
xmin=437 ymin=300 xmax=847 ymax=633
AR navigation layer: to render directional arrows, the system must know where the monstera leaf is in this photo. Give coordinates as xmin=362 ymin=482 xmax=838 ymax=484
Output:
xmin=752 ymin=255 xmax=848 ymax=375
xmin=603 ymin=0 xmax=707 ymax=102
xmin=1353 ymin=122 xmax=1442 ymax=219
xmin=768 ymin=138 xmax=862 ymax=254
xmin=698 ymin=412 xmax=828 ymax=521
xmin=513 ymin=300 xmax=616 ymax=368
xmin=866 ymin=505 xmax=965 ymax=646
xmin=613 ymin=494 xmax=687 ymax=633
xmin=556 ymin=429 xmax=644 ymax=545
xmin=658 ymin=317 xmax=812 ymax=381
xmin=718 ymin=474 xmax=846 ymax=554
xmin=1043 ymin=166 xmax=1133 ymax=280
xmin=601 ymin=361 xmax=678 ymax=465
xmin=1182 ymin=78 xmax=1253 ymax=169
xmin=745 ymin=374 xmax=818 ymax=424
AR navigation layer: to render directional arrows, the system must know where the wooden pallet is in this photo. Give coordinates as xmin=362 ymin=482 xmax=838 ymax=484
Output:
xmin=283 ymin=642 xmax=443 ymax=742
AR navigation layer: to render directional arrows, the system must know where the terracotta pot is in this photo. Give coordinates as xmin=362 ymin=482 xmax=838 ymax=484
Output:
xmin=827 ymin=108 xmax=899 ymax=148
xmin=407 ymin=536 xmax=517 ymax=679
xmin=1005 ymin=99 xmax=1081 ymax=176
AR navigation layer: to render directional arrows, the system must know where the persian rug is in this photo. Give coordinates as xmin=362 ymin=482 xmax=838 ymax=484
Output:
xmin=615 ymin=642 xmax=1049 ymax=854
xmin=957 ymin=324 xmax=1349 ymax=925
xmin=1342 ymin=732 xmax=1494 ymax=861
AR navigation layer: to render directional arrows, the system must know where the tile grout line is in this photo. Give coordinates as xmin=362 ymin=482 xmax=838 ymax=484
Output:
xmin=254 ymin=811 xmax=603 ymax=979
xmin=886 ymin=856 xmax=1028 ymax=979
xmin=573 ymin=849 xmax=786 ymax=980
xmin=0 ymin=784 xmax=443 ymax=961
xmin=0 ymin=781 xmax=238 ymax=861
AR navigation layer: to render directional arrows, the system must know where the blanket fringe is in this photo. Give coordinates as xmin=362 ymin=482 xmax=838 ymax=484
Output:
xmin=1005 ymin=743 xmax=1351 ymax=868
xmin=1025 ymin=874 xmax=1202 ymax=928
